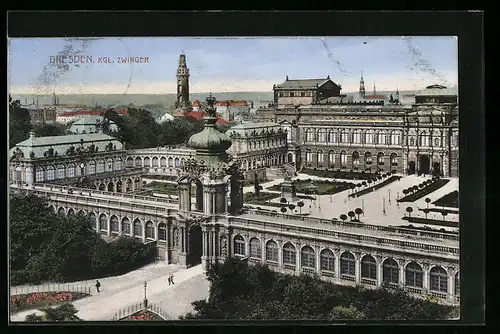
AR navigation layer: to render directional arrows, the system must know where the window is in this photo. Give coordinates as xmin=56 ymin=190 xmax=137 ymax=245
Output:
xmin=383 ymin=258 xmax=399 ymax=284
xmin=419 ymin=132 xmax=429 ymax=147
xmin=317 ymin=129 xmax=326 ymax=142
xmin=341 ymin=252 xmax=355 ymax=276
xmin=377 ymin=153 xmax=385 ymax=165
xmin=174 ymin=158 xmax=180 ymax=168
xmin=409 ymin=137 xmax=415 ymax=146
xmin=99 ymin=214 xmax=107 ymax=230
xmin=290 ymin=92 xmax=295 ymax=97
xmin=391 ymin=131 xmax=401 ymax=145
xmin=133 ymin=219 xmax=142 ymax=237
xmin=378 ymin=131 xmax=387 ymax=145
xmin=317 ymin=150 xmax=324 ymax=163
xmin=430 ymin=266 xmax=448 ymax=293
xmin=144 ymin=157 xmax=151 ymax=167
xmin=390 ymin=153 xmax=398 ymax=166
xmin=405 ymin=262 xmax=423 ymax=288
xmin=361 ymin=255 xmax=377 ymax=279
xmin=434 ymin=138 xmax=440 ymax=147
xmin=160 ymin=157 xmax=167 ymax=167
xmin=279 ymin=92 xmax=284 ymax=97
xmin=46 ymin=167 xmax=55 ymax=181
xmin=282 ymin=243 xmax=296 ymax=266
xmin=67 ymin=164 xmax=76 ymax=178
xmin=88 ymin=161 xmax=96 ymax=174
xmin=97 ymin=160 xmax=105 ymax=173
xmin=352 ymin=152 xmax=360 ymax=166
xmin=152 ymin=157 xmax=159 ymax=167
xmin=145 ymin=221 xmax=155 ymax=239
xmin=341 ymin=130 xmax=350 ymax=143
xmin=250 ymin=238 xmax=261 ymax=258
xmin=106 ymin=159 xmax=113 ymax=172
xmin=57 ymin=165 xmax=65 ymax=179
xmin=353 ymin=130 xmax=361 ymax=144
xmin=340 ymin=151 xmax=347 ymax=165
xmin=306 ymin=150 xmax=312 ymax=163
xmin=158 ymin=223 xmax=167 ymax=241
xmin=35 ymin=167 xmax=44 ymax=182
xmin=89 ymin=213 xmax=97 ymax=230
xmin=328 ymin=151 xmax=335 ymax=165
xmin=306 ymin=129 xmax=314 ymax=142
xmin=301 ymin=246 xmax=316 ymax=269
xmin=329 ymin=130 xmax=337 ymax=143
xmin=365 ymin=152 xmax=372 ymax=164
xmin=168 ymin=157 xmax=174 ymax=167
xmin=122 ymin=218 xmax=131 ymax=235
xmin=127 ymin=157 xmax=134 ymax=167
xmin=234 ymin=235 xmax=246 ymax=256
xmin=110 ymin=216 xmax=119 ymax=233
xmin=115 ymin=159 xmax=122 ymax=170
xmin=172 ymin=228 xmax=179 ymax=247
xmin=301 ymin=92 xmax=305 ymax=97
xmin=320 ymin=249 xmax=335 ymax=272
xmin=266 ymin=240 xmax=279 ymax=262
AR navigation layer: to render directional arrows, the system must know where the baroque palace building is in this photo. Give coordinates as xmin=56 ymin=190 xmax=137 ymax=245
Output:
xmin=263 ymin=79 xmax=459 ymax=177
xmin=10 ymin=95 xmax=459 ymax=305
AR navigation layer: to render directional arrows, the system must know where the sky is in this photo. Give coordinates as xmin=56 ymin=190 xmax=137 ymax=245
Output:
xmin=7 ymin=36 xmax=458 ymax=95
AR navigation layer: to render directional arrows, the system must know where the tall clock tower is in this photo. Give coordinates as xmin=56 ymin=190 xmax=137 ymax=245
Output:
xmin=175 ymin=53 xmax=190 ymax=109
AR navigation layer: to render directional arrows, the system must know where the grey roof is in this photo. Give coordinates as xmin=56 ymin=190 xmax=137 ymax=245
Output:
xmin=10 ymin=133 xmax=123 ymax=159
xmin=71 ymin=115 xmax=104 ymax=125
xmin=228 ymin=122 xmax=283 ymax=137
xmin=415 ymin=86 xmax=458 ymax=97
xmin=275 ymin=78 xmax=336 ymax=89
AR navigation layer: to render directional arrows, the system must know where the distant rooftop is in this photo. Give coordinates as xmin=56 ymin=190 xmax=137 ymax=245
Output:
xmin=416 ymin=85 xmax=458 ymax=97
xmin=275 ymin=77 xmax=340 ymax=90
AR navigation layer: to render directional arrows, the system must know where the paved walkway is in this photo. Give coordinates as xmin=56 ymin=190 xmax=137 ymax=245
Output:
xmin=10 ymin=263 xmax=209 ymax=322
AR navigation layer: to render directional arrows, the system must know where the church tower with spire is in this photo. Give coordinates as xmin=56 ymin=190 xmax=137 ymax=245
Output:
xmin=359 ymin=71 xmax=366 ymax=99
xmin=175 ymin=53 xmax=190 ymax=109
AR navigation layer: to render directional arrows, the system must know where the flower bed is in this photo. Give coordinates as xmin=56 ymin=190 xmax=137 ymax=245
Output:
xmin=120 ymin=309 xmax=165 ymax=321
xmin=268 ymin=180 xmax=355 ymax=195
xmin=432 ymin=191 xmax=459 ymax=208
xmin=10 ymin=291 xmax=90 ymax=313
xmin=349 ymin=175 xmax=402 ymax=198
xmin=244 ymin=192 xmax=280 ymax=206
xmin=397 ymin=179 xmax=450 ymax=203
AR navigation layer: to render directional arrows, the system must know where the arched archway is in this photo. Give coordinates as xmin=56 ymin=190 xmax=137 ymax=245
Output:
xmin=288 ymin=153 xmax=293 ymax=163
xmin=67 ymin=208 xmax=75 ymax=216
xmin=98 ymin=183 xmax=106 ymax=191
xmin=419 ymin=155 xmax=430 ymax=175
xmin=188 ymin=225 xmax=202 ymax=266
xmin=107 ymin=182 xmax=114 ymax=192
xmin=408 ymin=161 xmax=416 ymax=175
xmin=433 ymin=161 xmax=441 ymax=177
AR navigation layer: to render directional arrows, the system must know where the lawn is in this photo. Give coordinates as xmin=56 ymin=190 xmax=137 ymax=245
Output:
xmin=244 ymin=192 xmax=281 ymax=206
xmin=10 ymin=291 xmax=90 ymax=313
xmin=269 ymin=179 xmax=355 ymax=195
xmin=432 ymin=191 xmax=459 ymax=208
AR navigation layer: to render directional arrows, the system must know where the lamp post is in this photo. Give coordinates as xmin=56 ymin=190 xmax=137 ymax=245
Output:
xmin=388 ymin=189 xmax=391 ymax=204
xmin=383 ymin=198 xmax=386 ymax=215
xmin=143 ymin=281 xmax=148 ymax=309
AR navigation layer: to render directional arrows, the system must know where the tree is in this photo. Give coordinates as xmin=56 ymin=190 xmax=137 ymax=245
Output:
xmin=297 ymin=201 xmax=304 ymax=214
xmin=412 ymin=185 xmax=419 ymax=193
xmin=32 ymin=123 xmax=68 ymax=137
xmin=280 ymin=207 xmax=287 ymax=214
xmin=423 ymin=208 xmax=430 ymax=219
xmin=362 ymin=181 xmax=367 ymax=188
xmin=425 ymin=197 xmax=431 ymax=209
xmin=280 ymin=197 xmax=288 ymax=205
xmin=329 ymin=305 xmax=365 ymax=320
xmin=288 ymin=204 xmax=296 ymax=212
xmin=354 ymin=208 xmax=363 ymax=221
xmin=419 ymin=183 xmax=425 ymax=189
xmin=340 ymin=214 xmax=348 ymax=222
xmin=348 ymin=211 xmax=355 ymax=221
xmin=9 ymin=95 xmax=32 ymax=148
xmin=26 ymin=303 xmax=81 ymax=322
xmin=406 ymin=207 xmax=413 ymax=218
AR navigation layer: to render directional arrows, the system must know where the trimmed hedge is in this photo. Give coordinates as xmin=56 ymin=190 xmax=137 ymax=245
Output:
xmin=301 ymin=168 xmax=378 ymax=180
xmin=397 ymin=179 xmax=450 ymax=203
xmin=432 ymin=191 xmax=459 ymax=208
xmin=401 ymin=216 xmax=459 ymax=228
xmin=349 ymin=175 xmax=402 ymax=198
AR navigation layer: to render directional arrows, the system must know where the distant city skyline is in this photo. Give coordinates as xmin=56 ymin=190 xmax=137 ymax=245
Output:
xmin=8 ymin=37 xmax=458 ymax=95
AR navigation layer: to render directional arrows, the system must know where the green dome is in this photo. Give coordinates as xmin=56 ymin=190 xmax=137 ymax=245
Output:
xmin=188 ymin=126 xmax=232 ymax=152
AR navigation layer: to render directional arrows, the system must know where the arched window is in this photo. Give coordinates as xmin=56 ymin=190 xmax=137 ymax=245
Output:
xmin=377 ymin=152 xmax=385 ymax=165
xmin=391 ymin=131 xmax=401 ymax=145
xmin=143 ymin=157 xmax=151 ymax=167
xmin=250 ymin=238 xmax=261 ymax=259
xmin=419 ymin=132 xmax=429 ymax=147
xmin=234 ymin=235 xmax=246 ymax=256
xmin=67 ymin=209 xmax=75 ymax=216
xmin=56 ymin=165 xmax=65 ymax=179
xmin=160 ymin=157 xmax=167 ymax=167
xmin=317 ymin=150 xmax=324 ymax=163
xmin=317 ymin=129 xmax=326 ymax=142
xmin=361 ymin=255 xmax=377 ymax=279
xmin=341 ymin=252 xmax=355 ymax=276
xmin=57 ymin=207 xmax=65 ymax=215
xmin=168 ymin=157 xmax=174 ymax=167
xmin=430 ymin=266 xmax=448 ymax=293
xmin=46 ymin=166 xmax=55 ymax=181
xmin=383 ymin=258 xmax=399 ymax=284
xmin=353 ymin=130 xmax=361 ymax=144
xmin=340 ymin=150 xmax=347 ymax=166
xmin=110 ymin=215 xmax=119 ymax=233
xmin=365 ymin=130 xmax=374 ymax=144
xmin=365 ymin=152 xmax=372 ymax=165
xmin=35 ymin=167 xmax=44 ymax=182
xmin=301 ymin=246 xmax=316 ymax=269
xmin=390 ymin=153 xmax=398 ymax=166
xmin=97 ymin=160 xmax=105 ymax=173
xmin=341 ymin=130 xmax=350 ymax=143
xmin=378 ymin=131 xmax=387 ymax=145
xmin=89 ymin=212 xmax=97 ymax=230
xmin=352 ymin=151 xmax=360 ymax=166
xmin=145 ymin=221 xmax=155 ymax=239
xmin=99 ymin=214 xmax=107 ymax=231
xmin=67 ymin=164 xmax=76 ymax=178
xmin=320 ymin=249 xmax=335 ymax=272
xmin=455 ymin=271 xmax=460 ymax=296
xmin=88 ymin=160 xmax=96 ymax=174
xmin=327 ymin=130 xmax=334 ymax=143
xmin=405 ymin=262 xmax=423 ymax=288
xmin=158 ymin=222 xmax=167 ymax=241
xmin=133 ymin=219 xmax=142 ymax=237
xmin=135 ymin=157 xmax=142 ymax=167
xmin=127 ymin=157 xmax=134 ymax=167
xmin=434 ymin=138 xmax=440 ymax=147
xmin=306 ymin=150 xmax=312 ymax=163
xmin=172 ymin=228 xmax=179 ymax=247
xmin=306 ymin=129 xmax=314 ymax=142
xmin=152 ymin=157 xmax=159 ymax=168
xmin=282 ymin=242 xmax=296 ymax=266
xmin=174 ymin=158 xmax=180 ymax=168
xmin=106 ymin=158 xmax=113 ymax=172
xmin=328 ymin=151 xmax=335 ymax=165
xmin=266 ymin=240 xmax=279 ymax=262
xmin=121 ymin=217 xmax=131 ymax=235
xmin=115 ymin=158 xmax=122 ymax=170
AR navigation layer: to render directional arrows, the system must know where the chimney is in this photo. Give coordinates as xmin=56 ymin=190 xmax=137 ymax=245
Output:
xmin=327 ymin=75 xmax=330 ymax=79
xmin=286 ymin=75 xmax=289 ymax=81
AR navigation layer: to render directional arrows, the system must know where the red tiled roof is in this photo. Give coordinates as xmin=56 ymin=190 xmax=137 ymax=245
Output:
xmin=184 ymin=111 xmax=228 ymax=125
xmin=215 ymin=100 xmax=248 ymax=107
xmin=192 ymin=100 xmax=200 ymax=106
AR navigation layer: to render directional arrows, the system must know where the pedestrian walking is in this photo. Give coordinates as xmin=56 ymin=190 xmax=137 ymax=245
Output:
xmin=170 ymin=274 xmax=175 ymax=285
xmin=95 ymin=280 xmax=101 ymax=293
xmin=167 ymin=275 xmax=172 ymax=286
